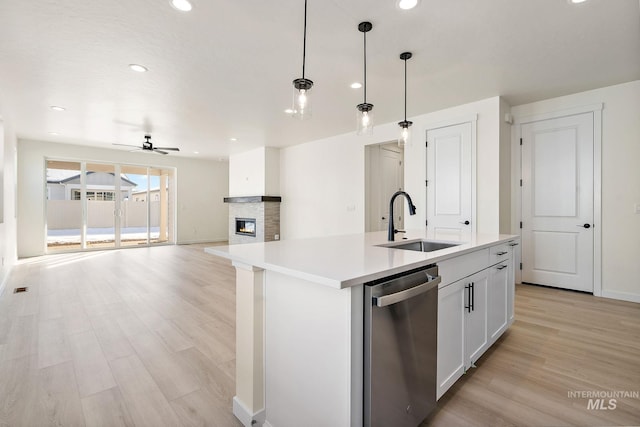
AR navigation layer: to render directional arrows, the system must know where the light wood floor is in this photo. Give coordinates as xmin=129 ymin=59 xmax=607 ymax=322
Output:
xmin=0 ymin=244 xmax=242 ymax=427
xmin=424 ymin=284 xmax=640 ymax=427
xmin=1 ymin=244 xmax=639 ymax=427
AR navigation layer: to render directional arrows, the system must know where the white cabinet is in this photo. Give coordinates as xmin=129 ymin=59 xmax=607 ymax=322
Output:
xmin=507 ymin=241 xmax=519 ymax=323
xmin=436 ymin=279 xmax=465 ymax=399
xmin=437 ymin=239 xmax=518 ymax=400
xmin=464 ymin=269 xmax=489 ymax=364
xmin=436 ymin=269 xmax=489 ymax=400
xmin=487 ymin=262 xmax=509 ymax=344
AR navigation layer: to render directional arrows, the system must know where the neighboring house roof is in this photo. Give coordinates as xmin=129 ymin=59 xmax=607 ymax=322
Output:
xmin=47 ymin=172 xmax=137 ymax=187
xmin=131 ymin=187 xmax=166 ymax=195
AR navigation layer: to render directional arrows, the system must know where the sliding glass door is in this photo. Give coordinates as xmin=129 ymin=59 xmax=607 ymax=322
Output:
xmin=149 ymin=167 xmax=175 ymax=245
xmin=46 ymin=159 xmax=176 ymax=253
xmin=120 ymin=165 xmax=149 ymax=247
xmin=85 ymin=162 xmax=116 ymax=249
xmin=46 ymin=160 xmax=83 ymax=251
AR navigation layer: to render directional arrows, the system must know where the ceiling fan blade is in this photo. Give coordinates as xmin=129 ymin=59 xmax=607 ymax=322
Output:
xmin=113 ymin=143 xmax=141 ymax=148
xmin=153 ymin=149 xmax=169 ymax=155
xmin=154 ymin=147 xmax=180 ymax=151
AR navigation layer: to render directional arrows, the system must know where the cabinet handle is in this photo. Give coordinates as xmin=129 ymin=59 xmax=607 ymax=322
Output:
xmin=508 ymin=242 xmax=519 ymax=247
xmin=470 ymin=282 xmax=475 ymax=312
xmin=464 ymin=284 xmax=471 ymax=313
xmin=496 ymin=251 xmax=508 ymax=256
xmin=496 ymin=265 xmax=508 ymax=270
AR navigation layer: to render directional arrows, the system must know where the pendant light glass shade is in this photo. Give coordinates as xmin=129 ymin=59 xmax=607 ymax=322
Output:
xmin=356 ymin=22 xmax=373 ymax=135
xmin=397 ymin=52 xmax=413 ymax=147
xmin=292 ymin=0 xmax=313 ymax=120
xmin=293 ymin=78 xmax=313 ymax=119
xmin=398 ymin=120 xmax=412 ymax=146
xmin=357 ymin=103 xmax=374 ymax=135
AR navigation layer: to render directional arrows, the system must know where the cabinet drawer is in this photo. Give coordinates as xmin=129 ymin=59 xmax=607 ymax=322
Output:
xmin=438 ymin=249 xmax=489 ymax=288
xmin=489 ymin=244 xmax=510 ymax=264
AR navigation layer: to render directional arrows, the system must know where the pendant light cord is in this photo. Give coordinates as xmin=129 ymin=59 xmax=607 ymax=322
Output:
xmin=403 ymin=57 xmax=407 ymax=121
xmin=302 ymin=0 xmax=308 ymax=79
xmin=363 ymin=29 xmax=367 ymax=103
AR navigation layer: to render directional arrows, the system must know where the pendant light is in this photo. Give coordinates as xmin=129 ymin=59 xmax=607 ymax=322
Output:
xmin=292 ymin=0 xmax=313 ymax=119
xmin=356 ymin=21 xmax=373 ymax=135
xmin=398 ymin=52 xmax=413 ymax=147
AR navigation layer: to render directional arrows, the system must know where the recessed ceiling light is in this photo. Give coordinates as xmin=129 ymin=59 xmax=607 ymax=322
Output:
xmin=128 ymin=64 xmax=148 ymax=73
xmin=284 ymin=109 xmax=295 ymax=114
xmin=171 ymin=0 xmax=192 ymax=12
xmin=48 ymin=132 xmax=59 ymax=135
xmin=50 ymin=105 xmax=66 ymax=111
xmin=193 ymin=151 xmax=199 ymax=154
xmin=569 ymin=0 xmax=588 ymax=3
xmin=397 ymin=0 xmax=419 ymax=10
xmin=230 ymin=138 xmax=238 ymax=142
xmin=350 ymin=82 xmax=362 ymax=89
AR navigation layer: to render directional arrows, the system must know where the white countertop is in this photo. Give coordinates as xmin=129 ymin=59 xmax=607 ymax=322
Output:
xmin=205 ymin=230 xmax=518 ymax=289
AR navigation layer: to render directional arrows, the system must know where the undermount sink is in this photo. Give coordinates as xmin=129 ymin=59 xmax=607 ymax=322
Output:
xmin=377 ymin=239 xmax=461 ymax=253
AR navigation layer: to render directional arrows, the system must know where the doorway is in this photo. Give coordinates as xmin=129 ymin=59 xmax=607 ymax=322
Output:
xmin=365 ymin=142 xmax=404 ymax=232
xmin=45 ymin=159 xmax=176 ymax=252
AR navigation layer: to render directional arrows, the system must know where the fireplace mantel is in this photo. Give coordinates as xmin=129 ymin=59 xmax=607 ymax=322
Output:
xmin=224 ymin=196 xmax=282 ymax=203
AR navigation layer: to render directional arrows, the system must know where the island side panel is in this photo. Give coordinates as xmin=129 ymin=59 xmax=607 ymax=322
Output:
xmin=233 ymin=262 xmax=266 ymax=426
xmin=264 ymin=270 xmax=357 ymax=427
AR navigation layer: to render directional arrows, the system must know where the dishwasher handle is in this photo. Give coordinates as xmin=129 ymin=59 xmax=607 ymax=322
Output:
xmin=374 ymin=275 xmax=441 ymax=307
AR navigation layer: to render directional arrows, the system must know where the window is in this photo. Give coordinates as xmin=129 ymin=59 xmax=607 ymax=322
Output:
xmin=72 ymin=190 xmax=115 ymax=201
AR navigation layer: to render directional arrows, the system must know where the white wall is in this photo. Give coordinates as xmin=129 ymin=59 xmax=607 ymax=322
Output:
xmin=499 ymin=97 xmax=512 ymax=234
xmin=229 ymin=146 xmax=280 ymax=197
xmin=280 ymin=96 xmax=505 ymax=240
xmin=0 ymin=115 xmax=18 ymax=292
xmin=17 ymin=139 xmax=229 ymax=257
xmin=511 ymin=80 xmax=640 ymax=301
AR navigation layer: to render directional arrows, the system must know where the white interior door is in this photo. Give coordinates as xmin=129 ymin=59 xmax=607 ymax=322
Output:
xmin=365 ymin=143 xmax=404 ymax=232
xmin=426 ymin=122 xmax=473 ymax=235
xmin=379 ymin=146 xmax=404 ymax=231
xmin=521 ymin=112 xmax=594 ymax=292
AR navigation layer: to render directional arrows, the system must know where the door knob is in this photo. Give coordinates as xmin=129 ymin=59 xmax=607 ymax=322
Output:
xmin=460 ymin=220 xmax=470 ymax=225
xmin=381 ymin=216 xmax=387 ymax=220
xmin=577 ymin=223 xmax=592 ymax=229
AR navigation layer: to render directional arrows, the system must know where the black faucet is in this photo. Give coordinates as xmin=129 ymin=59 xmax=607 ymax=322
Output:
xmin=388 ymin=191 xmax=417 ymax=241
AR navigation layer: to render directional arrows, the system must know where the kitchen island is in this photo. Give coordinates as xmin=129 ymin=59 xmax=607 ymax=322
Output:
xmin=205 ymin=230 xmax=519 ymax=427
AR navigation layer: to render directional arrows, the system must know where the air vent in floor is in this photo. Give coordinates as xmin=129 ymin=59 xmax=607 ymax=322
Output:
xmin=13 ymin=287 xmax=28 ymax=293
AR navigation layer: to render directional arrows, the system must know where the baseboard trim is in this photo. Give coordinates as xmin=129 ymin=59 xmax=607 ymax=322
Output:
xmin=176 ymin=238 xmax=227 ymax=245
xmin=233 ymin=396 xmax=266 ymax=427
xmin=601 ymin=290 xmax=640 ymax=304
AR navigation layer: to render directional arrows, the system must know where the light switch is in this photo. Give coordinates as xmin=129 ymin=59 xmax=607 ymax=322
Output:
xmin=635 ymin=203 xmax=640 ymax=214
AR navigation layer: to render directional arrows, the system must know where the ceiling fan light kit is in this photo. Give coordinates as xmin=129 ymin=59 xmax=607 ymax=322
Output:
xmin=113 ymin=134 xmax=180 ymax=155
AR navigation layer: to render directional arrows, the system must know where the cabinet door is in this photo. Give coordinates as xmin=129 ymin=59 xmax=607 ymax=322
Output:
xmin=507 ymin=242 xmax=519 ymax=323
xmin=464 ymin=270 xmax=488 ymax=367
xmin=488 ymin=261 xmax=509 ymax=344
xmin=436 ymin=279 xmax=465 ymax=400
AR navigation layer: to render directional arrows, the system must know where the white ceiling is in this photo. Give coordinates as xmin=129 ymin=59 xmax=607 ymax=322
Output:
xmin=0 ymin=0 xmax=639 ymax=159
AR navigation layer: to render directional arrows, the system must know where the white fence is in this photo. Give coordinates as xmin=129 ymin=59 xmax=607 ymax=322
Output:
xmin=47 ymin=200 xmax=161 ymax=229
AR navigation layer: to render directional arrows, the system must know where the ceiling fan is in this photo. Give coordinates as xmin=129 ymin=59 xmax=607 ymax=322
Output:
xmin=113 ymin=135 xmax=180 ymax=155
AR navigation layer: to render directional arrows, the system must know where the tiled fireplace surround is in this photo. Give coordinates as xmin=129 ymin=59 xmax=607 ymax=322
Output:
xmin=224 ymin=196 xmax=281 ymax=244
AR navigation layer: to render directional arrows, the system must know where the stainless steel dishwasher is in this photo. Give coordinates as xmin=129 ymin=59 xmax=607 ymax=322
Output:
xmin=364 ymin=265 xmax=440 ymax=427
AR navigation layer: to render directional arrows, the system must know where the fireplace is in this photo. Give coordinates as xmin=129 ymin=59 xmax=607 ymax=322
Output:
xmin=235 ymin=218 xmax=256 ymax=237
xmin=225 ymin=196 xmax=281 ymax=244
